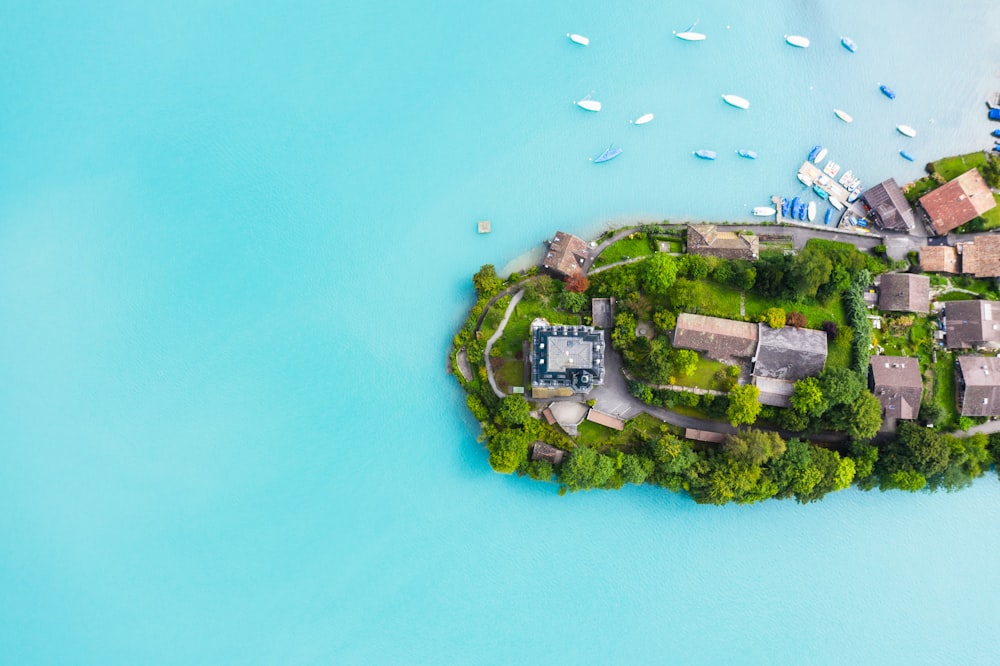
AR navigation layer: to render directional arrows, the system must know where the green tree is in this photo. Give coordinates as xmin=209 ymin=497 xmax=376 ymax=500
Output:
xmin=641 ymin=252 xmax=679 ymax=295
xmin=559 ymin=447 xmax=617 ymax=491
xmin=648 ymin=433 xmax=700 ymax=491
xmin=790 ymin=248 xmax=833 ymax=300
xmin=487 ymin=428 xmax=531 ymax=474
xmin=473 ymin=264 xmax=503 ymax=298
xmin=844 ymin=392 xmax=883 ymax=440
xmin=727 ymin=384 xmax=762 ymax=426
xmin=763 ymin=307 xmax=786 ymax=328
xmin=882 ymin=469 xmax=927 ymax=492
xmin=561 ymin=290 xmax=589 ymax=313
xmin=653 ymin=309 xmax=677 ymax=332
xmin=818 ymin=367 xmax=864 ymax=409
xmin=878 ymin=422 xmax=951 ymax=484
xmin=672 ymin=349 xmax=699 ymax=377
xmin=681 ymin=254 xmax=709 ymax=279
xmin=722 ymin=428 xmax=786 ymax=465
xmin=769 ymin=438 xmax=820 ymax=499
xmin=527 ymin=460 xmax=554 ymax=481
xmin=790 ymin=377 xmax=826 ymax=416
xmin=496 ymin=394 xmax=531 ymax=426
xmin=621 ymin=454 xmax=654 ymax=485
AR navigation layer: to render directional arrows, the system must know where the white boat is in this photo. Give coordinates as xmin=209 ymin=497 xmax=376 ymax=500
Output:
xmin=631 ymin=113 xmax=655 ymax=125
xmin=753 ymin=206 xmax=776 ymax=217
xmin=814 ymin=147 xmax=828 ymax=163
xmin=807 ymin=201 xmax=817 ymax=221
xmin=675 ymin=31 xmax=707 ymax=41
xmin=897 ymin=124 xmax=917 ymax=137
xmin=722 ymin=94 xmax=750 ymax=110
xmin=834 ymin=108 xmax=853 ymax=123
xmin=829 ymin=197 xmax=845 ymax=211
xmin=823 ymin=160 xmax=841 ymax=177
xmin=785 ymin=35 xmax=810 ymax=48
xmin=574 ymin=97 xmax=602 ymax=112
xmin=797 ymin=172 xmax=814 ymax=186
xmin=567 ymin=33 xmax=590 ymax=46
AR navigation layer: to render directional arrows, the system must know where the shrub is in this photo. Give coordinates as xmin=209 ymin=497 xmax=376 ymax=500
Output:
xmin=763 ymin=307 xmax=786 ymax=329
xmin=821 ymin=320 xmax=838 ymax=340
xmin=786 ymin=311 xmax=807 ymax=328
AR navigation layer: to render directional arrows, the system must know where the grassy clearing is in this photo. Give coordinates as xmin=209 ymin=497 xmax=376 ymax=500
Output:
xmin=935 ymin=291 xmax=976 ymax=302
xmin=575 ymin=412 xmax=666 ymax=451
xmin=932 ymin=352 xmax=958 ymax=428
xmin=697 ymin=281 xmax=745 ymax=319
xmin=744 ymin=292 xmax=846 ymax=328
xmin=934 ymin=152 xmax=987 ymax=181
xmin=494 ymin=298 xmax=580 ymax=357
xmin=495 ymin=359 xmax=525 ymax=390
xmin=592 ymin=237 xmax=654 ymax=267
xmin=671 ymin=356 xmax=729 ymax=391
xmin=826 ymin=334 xmax=852 ymax=371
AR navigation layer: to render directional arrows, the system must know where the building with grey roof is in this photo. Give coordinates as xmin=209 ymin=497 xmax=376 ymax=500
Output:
xmin=752 ymin=325 xmax=828 ymax=407
xmin=862 ymin=178 xmax=916 ymax=232
xmin=945 ymin=300 xmax=1000 ymax=350
xmin=878 ymin=273 xmax=930 ymax=314
xmin=529 ymin=318 xmax=604 ymax=397
xmin=956 ymin=356 xmax=1000 ymax=417
xmin=870 ymin=356 xmax=923 ymax=423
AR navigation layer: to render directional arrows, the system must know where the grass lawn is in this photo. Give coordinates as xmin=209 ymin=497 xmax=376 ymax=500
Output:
xmin=495 ymin=359 xmax=525 ymax=391
xmin=671 ymin=356 xmax=729 ymax=391
xmin=575 ymin=412 xmax=666 ymax=451
xmin=592 ymin=237 xmax=654 ymax=267
xmin=935 ymin=291 xmax=976 ymax=302
xmin=875 ymin=314 xmax=935 ymax=363
xmin=826 ymin=334 xmax=852 ymax=371
xmin=744 ymin=292 xmax=846 ymax=329
xmin=494 ymin=297 xmax=580 ymax=358
xmin=949 ymin=276 xmax=1000 ymax=300
xmin=934 ymin=152 xmax=987 ymax=180
xmin=932 ymin=351 xmax=958 ymax=429
xmin=697 ymin=281 xmax=745 ymax=319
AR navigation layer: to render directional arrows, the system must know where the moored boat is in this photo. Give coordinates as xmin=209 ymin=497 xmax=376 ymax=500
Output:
xmin=880 ymin=85 xmax=896 ymax=99
xmin=825 ymin=208 xmax=834 ymax=224
xmin=812 ymin=184 xmax=829 ymax=200
xmin=631 ymin=113 xmax=654 ymax=125
xmin=807 ymin=201 xmax=817 ymax=221
xmin=567 ymin=33 xmax=590 ymax=46
xmin=753 ymin=206 xmax=776 ymax=217
xmin=722 ymin=94 xmax=750 ymax=110
xmin=829 ymin=197 xmax=845 ymax=211
xmin=900 ymin=150 xmax=915 ymax=162
xmin=694 ymin=149 xmax=717 ymax=160
xmin=992 ymin=129 xmax=1000 ymax=139
xmin=785 ymin=35 xmax=810 ymax=48
xmin=780 ymin=198 xmax=789 ymax=216
xmin=797 ymin=172 xmax=814 ymax=186
xmin=790 ymin=196 xmax=800 ymax=215
xmin=674 ymin=22 xmax=706 ymax=41
xmin=592 ymin=145 xmax=622 ymax=163
xmin=814 ymin=147 xmax=828 ymax=163
xmin=575 ymin=97 xmax=602 ymax=112
xmin=834 ymin=108 xmax=853 ymax=123
xmin=808 ymin=145 xmax=822 ymax=162
xmin=897 ymin=124 xmax=917 ymax=137
xmin=737 ymin=149 xmax=758 ymax=159
xmin=797 ymin=202 xmax=807 ymax=220
xmin=841 ymin=37 xmax=857 ymax=53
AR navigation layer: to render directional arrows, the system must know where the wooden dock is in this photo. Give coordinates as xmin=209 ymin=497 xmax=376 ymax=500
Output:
xmin=477 ymin=220 xmax=491 ymax=234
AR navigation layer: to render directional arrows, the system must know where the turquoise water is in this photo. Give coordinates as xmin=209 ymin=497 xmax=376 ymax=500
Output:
xmin=2 ymin=1 xmax=1000 ymax=663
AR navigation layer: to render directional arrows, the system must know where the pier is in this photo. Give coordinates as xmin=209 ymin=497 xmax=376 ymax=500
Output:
xmin=795 ymin=161 xmax=869 ymax=229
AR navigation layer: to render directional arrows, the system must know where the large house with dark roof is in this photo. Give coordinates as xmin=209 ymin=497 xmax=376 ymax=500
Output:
xmin=862 ymin=179 xmax=916 ymax=232
xmin=542 ymin=231 xmax=590 ymax=277
xmin=920 ymin=169 xmax=997 ymax=235
xmin=870 ymin=356 xmax=923 ymax=424
xmin=877 ymin=273 xmax=930 ymax=313
xmin=945 ymin=300 xmax=1000 ymax=350
xmin=752 ymin=325 xmax=828 ymax=407
xmin=956 ymin=356 xmax=1000 ymax=417
xmin=529 ymin=318 xmax=605 ymax=398
xmin=686 ymin=224 xmax=759 ymax=261
xmin=672 ymin=313 xmax=759 ymax=362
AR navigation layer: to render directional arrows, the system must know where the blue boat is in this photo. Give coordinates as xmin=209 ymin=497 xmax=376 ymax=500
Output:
xmin=780 ymin=197 xmax=789 ymax=217
xmin=856 ymin=218 xmax=867 ymax=227
xmin=990 ymin=108 xmax=1000 ymax=121
xmin=812 ymin=184 xmax=829 ymax=199
xmin=737 ymin=149 xmax=758 ymax=159
xmin=797 ymin=203 xmax=807 ymax=220
xmin=880 ymin=85 xmax=896 ymax=99
xmin=790 ymin=196 xmax=800 ymax=215
xmin=841 ymin=37 xmax=857 ymax=53
xmin=807 ymin=145 xmax=821 ymax=162
xmin=694 ymin=149 xmax=717 ymax=160
xmin=593 ymin=145 xmax=623 ymax=164
xmin=992 ymin=129 xmax=1000 ymax=138
xmin=824 ymin=208 xmax=833 ymax=224
xmin=900 ymin=150 xmax=915 ymax=162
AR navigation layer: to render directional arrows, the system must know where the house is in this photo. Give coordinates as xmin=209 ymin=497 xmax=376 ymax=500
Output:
xmin=686 ymin=224 xmax=759 ymax=261
xmin=752 ymin=325 xmax=828 ymax=407
xmin=920 ymin=169 xmax=997 ymax=235
xmin=870 ymin=356 xmax=923 ymax=422
xmin=529 ymin=318 xmax=605 ymax=397
xmin=958 ymin=236 xmax=1000 ymax=278
xmin=672 ymin=313 xmax=759 ymax=362
xmin=919 ymin=245 xmax=960 ymax=274
xmin=586 ymin=408 xmax=625 ymax=431
xmin=684 ymin=428 xmax=726 ymax=444
xmin=530 ymin=442 xmax=566 ymax=465
xmin=861 ymin=179 xmax=916 ymax=232
xmin=877 ymin=273 xmax=930 ymax=313
xmin=956 ymin=356 xmax=1000 ymax=417
xmin=944 ymin=300 xmax=1000 ymax=350
xmin=542 ymin=231 xmax=590 ymax=277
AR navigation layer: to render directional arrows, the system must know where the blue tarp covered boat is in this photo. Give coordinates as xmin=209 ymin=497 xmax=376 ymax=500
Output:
xmin=992 ymin=129 xmax=1000 ymax=138
xmin=990 ymin=108 xmax=1000 ymax=121
xmin=880 ymin=85 xmax=896 ymax=99
xmin=780 ymin=197 xmax=789 ymax=217
xmin=807 ymin=145 xmax=821 ymax=162
xmin=824 ymin=209 xmax=833 ymax=224
xmin=841 ymin=37 xmax=856 ymax=53
xmin=900 ymin=150 xmax=915 ymax=162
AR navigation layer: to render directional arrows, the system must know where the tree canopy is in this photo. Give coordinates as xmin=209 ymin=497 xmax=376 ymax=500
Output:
xmin=727 ymin=384 xmax=762 ymax=426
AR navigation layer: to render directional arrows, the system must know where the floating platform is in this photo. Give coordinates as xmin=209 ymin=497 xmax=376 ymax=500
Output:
xmin=477 ymin=220 xmax=491 ymax=234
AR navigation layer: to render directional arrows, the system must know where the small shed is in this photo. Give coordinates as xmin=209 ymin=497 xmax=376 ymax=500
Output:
xmin=530 ymin=442 xmax=566 ymax=465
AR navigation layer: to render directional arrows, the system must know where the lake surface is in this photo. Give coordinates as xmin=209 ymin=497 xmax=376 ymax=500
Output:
xmin=2 ymin=1 xmax=1000 ymax=664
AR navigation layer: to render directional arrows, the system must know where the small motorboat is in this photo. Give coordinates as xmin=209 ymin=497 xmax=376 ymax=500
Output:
xmin=807 ymin=201 xmax=817 ymax=221
xmin=991 ymin=108 xmax=1000 ymax=121
xmin=722 ymin=94 xmax=750 ymax=110
xmin=592 ymin=145 xmax=623 ymax=163
xmin=785 ymin=35 xmax=810 ymax=48
xmin=631 ymin=113 xmax=655 ymax=125
xmin=847 ymin=190 xmax=860 ymax=203
xmin=880 ymin=85 xmax=896 ymax=99
xmin=790 ymin=196 xmax=801 ymax=214
xmin=807 ymin=145 xmax=822 ymax=162
xmin=825 ymin=208 xmax=834 ymax=224
xmin=834 ymin=109 xmax=853 ymax=123
xmin=841 ymin=37 xmax=857 ymax=53
xmin=567 ymin=33 xmax=590 ymax=46
xmin=812 ymin=184 xmax=829 ymax=200
xmin=574 ymin=97 xmax=601 ymax=112
xmin=797 ymin=203 xmax=808 ymax=220
xmin=737 ymin=149 xmax=758 ymax=159
xmin=814 ymin=147 xmax=828 ymax=163
xmin=694 ymin=149 xmax=717 ymax=160
xmin=797 ymin=172 xmax=814 ymax=186
xmin=674 ymin=22 xmax=706 ymax=41
xmin=991 ymin=129 xmax=1000 ymax=138
xmin=753 ymin=206 xmax=776 ymax=217
xmin=900 ymin=150 xmax=915 ymax=162
xmin=780 ymin=198 xmax=789 ymax=216
xmin=897 ymin=125 xmax=917 ymax=137
xmin=829 ymin=197 xmax=845 ymax=211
